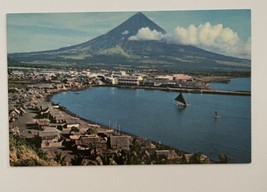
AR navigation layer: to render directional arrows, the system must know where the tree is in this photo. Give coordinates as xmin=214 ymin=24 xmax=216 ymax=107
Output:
xmin=70 ymin=126 xmax=79 ymax=134
xmin=54 ymin=152 xmax=67 ymax=165
xmin=71 ymin=153 xmax=86 ymax=165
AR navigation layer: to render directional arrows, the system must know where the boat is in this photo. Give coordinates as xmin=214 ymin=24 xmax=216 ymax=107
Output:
xmin=175 ymin=92 xmax=187 ymax=108
xmin=52 ymin=103 xmax=60 ymax=109
xmin=214 ymin=111 xmax=222 ymax=119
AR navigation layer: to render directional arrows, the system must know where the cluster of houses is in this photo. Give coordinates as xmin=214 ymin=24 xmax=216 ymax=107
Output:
xmin=9 ymin=89 xmax=133 ymax=154
xmin=8 ymin=69 xmax=147 ymax=161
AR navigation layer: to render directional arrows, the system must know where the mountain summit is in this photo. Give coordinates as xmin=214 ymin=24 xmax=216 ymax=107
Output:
xmin=66 ymin=12 xmax=166 ymax=52
xmin=106 ymin=12 xmax=166 ymax=38
xmin=8 ymin=12 xmax=250 ymax=71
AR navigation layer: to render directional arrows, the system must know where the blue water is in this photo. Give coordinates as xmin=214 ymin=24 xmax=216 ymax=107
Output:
xmin=209 ymin=77 xmax=251 ymax=91
xmin=52 ymin=80 xmax=251 ymax=163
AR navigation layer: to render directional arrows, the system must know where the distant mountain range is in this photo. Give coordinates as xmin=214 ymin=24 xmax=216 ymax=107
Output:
xmin=8 ymin=12 xmax=251 ymax=71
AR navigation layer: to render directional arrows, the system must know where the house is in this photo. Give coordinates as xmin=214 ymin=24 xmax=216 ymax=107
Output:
xmin=38 ymin=105 xmax=50 ymax=117
xmin=155 ymin=150 xmax=180 ymax=160
xmin=12 ymin=70 xmax=24 ymax=76
xmin=49 ymin=109 xmax=65 ymax=124
xmin=36 ymin=119 xmax=50 ymax=130
xmin=38 ymin=127 xmax=62 ymax=148
xmin=75 ymin=135 xmax=100 ymax=147
xmin=65 ymin=118 xmax=80 ymax=130
xmin=155 ymin=150 xmax=170 ymax=157
xmin=184 ymin=153 xmax=211 ymax=164
xmin=19 ymin=107 xmax=27 ymax=114
xmin=9 ymin=108 xmax=20 ymax=119
xmin=74 ymin=135 xmax=107 ymax=151
xmin=109 ymin=135 xmax=131 ymax=150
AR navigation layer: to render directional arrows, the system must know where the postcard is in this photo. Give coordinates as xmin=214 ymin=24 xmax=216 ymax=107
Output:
xmin=7 ymin=10 xmax=251 ymax=166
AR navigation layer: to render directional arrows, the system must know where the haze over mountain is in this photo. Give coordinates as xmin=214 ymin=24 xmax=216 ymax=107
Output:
xmin=8 ymin=12 xmax=250 ymax=71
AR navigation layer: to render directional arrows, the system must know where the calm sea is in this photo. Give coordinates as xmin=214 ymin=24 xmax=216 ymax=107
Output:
xmin=52 ymin=78 xmax=251 ymax=163
xmin=209 ymin=77 xmax=251 ymax=91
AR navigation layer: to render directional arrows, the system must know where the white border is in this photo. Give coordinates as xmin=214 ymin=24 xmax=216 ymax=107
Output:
xmin=1 ymin=0 xmax=267 ymax=192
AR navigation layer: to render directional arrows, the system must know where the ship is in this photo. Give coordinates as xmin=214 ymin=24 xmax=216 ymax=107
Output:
xmin=175 ymin=92 xmax=187 ymax=108
xmin=214 ymin=111 xmax=222 ymax=119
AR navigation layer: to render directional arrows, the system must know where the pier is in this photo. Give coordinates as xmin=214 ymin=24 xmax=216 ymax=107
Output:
xmin=104 ymin=85 xmax=251 ymax=96
xmin=166 ymin=87 xmax=251 ymax=96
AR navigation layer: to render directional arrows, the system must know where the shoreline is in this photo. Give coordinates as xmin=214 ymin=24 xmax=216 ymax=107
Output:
xmin=46 ymin=77 xmax=251 ymax=163
xmin=48 ymin=90 xmax=190 ymax=155
xmin=10 ymin=74 xmax=249 ymax=164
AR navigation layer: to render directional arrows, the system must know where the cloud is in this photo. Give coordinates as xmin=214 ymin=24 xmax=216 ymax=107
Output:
xmin=122 ymin=30 xmax=129 ymax=35
xmin=174 ymin=22 xmax=251 ymax=58
xmin=129 ymin=27 xmax=166 ymax=41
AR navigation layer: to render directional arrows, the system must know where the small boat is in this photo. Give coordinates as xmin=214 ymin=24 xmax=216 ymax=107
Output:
xmin=175 ymin=92 xmax=187 ymax=108
xmin=52 ymin=103 xmax=60 ymax=108
xmin=214 ymin=111 xmax=221 ymax=119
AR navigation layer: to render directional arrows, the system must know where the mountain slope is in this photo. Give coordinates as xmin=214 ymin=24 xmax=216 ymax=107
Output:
xmin=8 ymin=12 xmax=251 ymax=71
xmin=9 ymin=135 xmax=59 ymax=166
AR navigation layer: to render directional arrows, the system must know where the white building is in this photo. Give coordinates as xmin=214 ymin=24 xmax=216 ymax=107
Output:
xmin=80 ymin=70 xmax=91 ymax=76
xmin=112 ymin=71 xmax=127 ymax=77
xmin=106 ymin=77 xmax=118 ymax=85
xmin=117 ymin=75 xmax=143 ymax=86
xmin=155 ymin=75 xmax=174 ymax=81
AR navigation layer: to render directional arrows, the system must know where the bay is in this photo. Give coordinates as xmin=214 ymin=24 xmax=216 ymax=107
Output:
xmin=52 ymin=80 xmax=251 ymax=163
xmin=209 ymin=77 xmax=251 ymax=91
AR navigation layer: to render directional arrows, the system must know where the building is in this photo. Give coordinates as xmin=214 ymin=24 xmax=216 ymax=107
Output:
xmin=184 ymin=153 xmax=211 ymax=163
xmin=109 ymin=135 xmax=131 ymax=150
xmin=65 ymin=118 xmax=80 ymax=129
xmin=38 ymin=127 xmax=62 ymax=148
xmin=117 ymin=75 xmax=143 ymax=86
xmin=111 ymin=71 xmax=127 ymax=77
xmin=105 ymin=77 xmax=118 ymax=85
xmin=74 ymin=134 xmax=107 ymax=151
xmin=155 ymin=150 xmax=180 ymax=160
xmin=75 ymin=135 xmax=99 ymax=147
xmin=80 ymin=70 xmax=91 ymax=77
xmin=155 ymin=75 xmax=174 ymax=81
xmin=36 ymin=119 xmax=50 ymax=130
xmin=173 ymin=74 xmax=192 ymax=81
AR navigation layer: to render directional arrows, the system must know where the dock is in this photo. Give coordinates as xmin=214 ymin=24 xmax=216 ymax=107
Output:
xmin=166 ymin=87 xmax=251 ymax=96
xmin=108 ymin=85 xmax=251 ymax=96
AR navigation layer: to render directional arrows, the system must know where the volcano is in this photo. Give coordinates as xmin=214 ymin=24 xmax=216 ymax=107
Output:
xmin=8 ymin=12 xmax=250 ymax=71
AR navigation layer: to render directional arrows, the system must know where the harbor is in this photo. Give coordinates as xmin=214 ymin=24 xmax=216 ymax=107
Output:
xmin=52 ymin=84 xmax=251 ymax=163
xmin=8 ymin=68 xmax=251 ymax=165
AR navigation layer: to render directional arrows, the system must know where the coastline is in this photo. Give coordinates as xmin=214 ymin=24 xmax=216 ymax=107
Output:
xmin=47 ymin=88 xmax=190 ymax=155
xmin=46 ymin=77 xmax=251 ymax=164
xmin=9 ymin=74 xmax=249 ymax=165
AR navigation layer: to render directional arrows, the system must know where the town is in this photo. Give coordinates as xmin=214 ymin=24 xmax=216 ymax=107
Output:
xmin=9 ymin=68 xmax=244 ymax=166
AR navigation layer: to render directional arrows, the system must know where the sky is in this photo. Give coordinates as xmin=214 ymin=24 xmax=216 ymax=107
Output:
xmin=7 ymin=10 xmax=251 ymax=58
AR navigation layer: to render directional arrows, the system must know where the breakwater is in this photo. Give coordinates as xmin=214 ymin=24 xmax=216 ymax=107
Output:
xmin=98 ymin=85 xmax=251 ymax=96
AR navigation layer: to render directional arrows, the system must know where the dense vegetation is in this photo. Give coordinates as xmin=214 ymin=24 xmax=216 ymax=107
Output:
xmin=9 ymin=135 xmax=58 ymax=166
